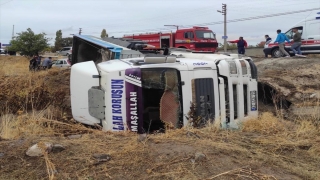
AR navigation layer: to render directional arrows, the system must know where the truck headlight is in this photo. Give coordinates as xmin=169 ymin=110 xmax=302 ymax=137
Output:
xmin=228 ymin=61 xmax=237 ymax=74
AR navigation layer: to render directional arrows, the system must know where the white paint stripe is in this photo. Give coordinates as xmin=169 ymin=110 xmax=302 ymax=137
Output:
xmin=125 ymin=75 xmax=141 ymax=84
xmin=125 ymin=78 xmax=142 ymax=87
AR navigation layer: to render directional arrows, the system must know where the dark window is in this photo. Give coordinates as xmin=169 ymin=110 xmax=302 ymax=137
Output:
xmin=233 ymin=84 xmax=238 ymax=119
xmin=195 ymin=30 xmax=215 ymax=39
xmin=243 ymin=85 xmax=248 ymax=116
xmin=184 ymin=32 xmax=194 ymax=39
xmin=141 ymin=68 xmax=183 ymax=132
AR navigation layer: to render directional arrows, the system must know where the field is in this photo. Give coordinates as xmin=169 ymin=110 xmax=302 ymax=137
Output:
xmin=0 ymin=55 xmax=320 ymax=180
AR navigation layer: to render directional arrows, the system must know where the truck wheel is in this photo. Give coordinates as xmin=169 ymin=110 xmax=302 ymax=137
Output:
xmin=272 ymin=48 xmax=283 ymax=58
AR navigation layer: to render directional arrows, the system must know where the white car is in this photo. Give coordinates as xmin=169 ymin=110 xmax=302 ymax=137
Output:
xmin=52 ymin=59 xmax=71 ymax=68
xmin=56 ymin=47 xmax=72 ymax=56
xmin=0 ymin=48 xmax=6 ymax=54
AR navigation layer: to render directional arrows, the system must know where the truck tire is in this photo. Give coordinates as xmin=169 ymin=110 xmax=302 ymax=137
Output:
xmin=271 ymin=48 xmax=283 ymax=58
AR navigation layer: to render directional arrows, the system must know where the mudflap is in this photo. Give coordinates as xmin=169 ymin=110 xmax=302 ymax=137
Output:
xmin=70 ymin=61 xmax=100 ymax=125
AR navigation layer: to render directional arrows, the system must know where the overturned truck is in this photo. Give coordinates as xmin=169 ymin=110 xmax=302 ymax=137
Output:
xmin=70 ymin=35 xmax=259 ymax=133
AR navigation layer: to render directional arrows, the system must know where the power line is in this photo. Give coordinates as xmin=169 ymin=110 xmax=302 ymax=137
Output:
xmin=0 ymin=0 xmax=13 ymax=6
xmin=107 ymin=8 xmax=320 ymax=34
xmin=188 ymin=8 xmax=320 ymax=26
xmin=81 ymin=0 xmax=319 ymax=31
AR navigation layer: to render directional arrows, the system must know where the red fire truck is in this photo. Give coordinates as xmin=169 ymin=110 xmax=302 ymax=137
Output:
xmin=123 ymin=26 xmax=218 ymax=52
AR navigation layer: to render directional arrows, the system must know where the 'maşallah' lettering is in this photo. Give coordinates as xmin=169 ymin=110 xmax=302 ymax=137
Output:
xmin=130 ymin=92 xmax=138 ymax=131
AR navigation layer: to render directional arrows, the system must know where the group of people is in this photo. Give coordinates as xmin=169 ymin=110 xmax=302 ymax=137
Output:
xmin=268 ymin=28 xmax=304 ymax=57
xmin=231 ymin=28 xmax=304 ymax=58
xmin=29 ymin=55 xmax=53 ymax=71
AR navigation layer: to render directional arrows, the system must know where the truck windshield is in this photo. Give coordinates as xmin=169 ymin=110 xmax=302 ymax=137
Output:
xmin=195 ymin=30 xmax=215 ymax=39
xmin=141 ymin=68 xmax=182 ymax=132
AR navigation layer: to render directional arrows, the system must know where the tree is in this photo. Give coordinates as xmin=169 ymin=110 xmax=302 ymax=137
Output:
xmin=101 ymin=29 xmax=108 ymax=38
xmin=55 ymin=30 xmax=63 ymax=51
xmin=9 ymin=28 xmax=50 ymax=57
xmin=256 ymin=41 xmax=265 ymax=48
xmin=61 ymin=37 xmax=73 ymax=47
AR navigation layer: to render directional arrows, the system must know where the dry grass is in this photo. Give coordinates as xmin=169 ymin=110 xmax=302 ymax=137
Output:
xmin=0 ymin=56 xmax=320 ymax=180
xmin=0 ymin=110 xmax=319 ymax=179
xmin=0 ymin=56 xmax=70 ymax=115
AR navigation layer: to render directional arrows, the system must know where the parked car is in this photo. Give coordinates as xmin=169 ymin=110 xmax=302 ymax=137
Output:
xmin=56 ymin=47 xmax=72 ymax=56
xmin=52 ymin=59 xmax=71 ymax=68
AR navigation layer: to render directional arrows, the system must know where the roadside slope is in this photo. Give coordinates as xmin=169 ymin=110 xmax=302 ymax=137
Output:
xmin=255 ymin=56 xmax=320 ymax=119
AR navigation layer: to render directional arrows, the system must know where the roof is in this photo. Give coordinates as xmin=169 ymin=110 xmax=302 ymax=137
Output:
xmin=73 ymin=35 xmax=123 ymax=53
xmin=102 ymin=37 xmax=132 ymax=49
xmin=73 ymin=35 xmax=145 ymax=59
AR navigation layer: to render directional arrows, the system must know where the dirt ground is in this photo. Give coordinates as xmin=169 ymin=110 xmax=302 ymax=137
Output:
xmin=0 ymin=55 xmax=320 ymax=180
xmin=255 ymin=55 xmax=320 ymax=120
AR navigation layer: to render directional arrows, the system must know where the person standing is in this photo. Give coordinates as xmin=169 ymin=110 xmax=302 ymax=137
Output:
xmin=163 ymin=44 xmax=169 ymax=55
xmin=274 ymin=29 xmax=291 ymax=57
xmin=228 ymin=37 xmax=248 ymax=54
xmin=290 ymin=28 xmax=303 ymax=57
xmin=263 ymin=35 xmax=272 ymax=58
xmin=42 ymin=57 xmax=52 ymax=69
xmin=36 ymin=56 xmax=41 ymax=66
xmin=29 ymin=55 xmax=38 ymax=71
xmin=237 ymin=37 xmax=247 ymax=55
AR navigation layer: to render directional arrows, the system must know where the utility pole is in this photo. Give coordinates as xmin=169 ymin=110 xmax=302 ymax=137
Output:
xmin=217 ymin=3 xmax=227 ymax=52
xmin=12 ymin=25 xmax=14 ymax=40
xmin=79 ymin=28 xmax=82 ymax=35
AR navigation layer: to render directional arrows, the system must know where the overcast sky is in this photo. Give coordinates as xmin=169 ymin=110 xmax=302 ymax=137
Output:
xmin=0 ymin=0 xmax=319 ymax=46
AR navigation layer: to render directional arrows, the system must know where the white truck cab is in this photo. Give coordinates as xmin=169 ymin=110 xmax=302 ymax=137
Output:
xmin=265 ymin=12 xmax=320 ymax=57
xmin=70 ymin=54 xmax=258 ymax=133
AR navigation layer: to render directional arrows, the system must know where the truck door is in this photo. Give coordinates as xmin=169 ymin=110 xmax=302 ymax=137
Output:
xmin=160 ymin=34 xmax=170 ymax=48
xmin=190 ymin=69 xmax=220 ymax=126
xmin=183 ymin=31 xmax=194 ymax=49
